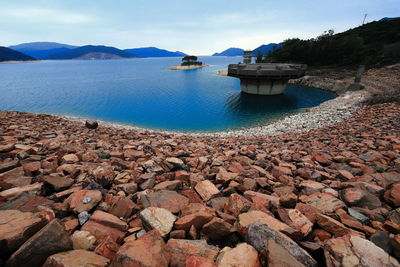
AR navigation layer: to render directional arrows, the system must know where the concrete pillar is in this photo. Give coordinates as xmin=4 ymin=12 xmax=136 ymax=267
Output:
xmin=240 ymin=79 xmax=288 ymax=95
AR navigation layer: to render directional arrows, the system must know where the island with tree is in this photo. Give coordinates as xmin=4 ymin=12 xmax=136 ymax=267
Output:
xmin=168 ymin=55 xmax=208 ymax=70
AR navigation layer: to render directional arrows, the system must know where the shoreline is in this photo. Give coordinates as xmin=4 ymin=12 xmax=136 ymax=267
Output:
xmin=56 ymin=89 xmax=368 ymax=137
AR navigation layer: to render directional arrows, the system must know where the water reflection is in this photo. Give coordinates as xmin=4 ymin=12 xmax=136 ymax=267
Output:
xmin=225 ymin=92 xmax=299 ymax=115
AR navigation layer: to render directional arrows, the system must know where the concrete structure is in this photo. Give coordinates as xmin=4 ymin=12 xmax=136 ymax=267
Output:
xmin=243 ymin=50 xmax=253 ymax=64
xmin=228 ymin=63 xmax=307 ymax=95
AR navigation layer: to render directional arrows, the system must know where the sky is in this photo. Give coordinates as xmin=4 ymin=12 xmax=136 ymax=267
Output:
xmin=0 ymin=0 xmax=399 ymax=55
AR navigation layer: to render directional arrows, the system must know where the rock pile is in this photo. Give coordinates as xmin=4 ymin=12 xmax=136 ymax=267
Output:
xmin=0 ymin=102 xmax=399 ymax=266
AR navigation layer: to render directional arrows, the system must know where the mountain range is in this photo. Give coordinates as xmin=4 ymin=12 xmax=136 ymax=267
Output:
xmin=124 ymin=47 xmax=187 ymax=57
xmin=9 ymin=42 xmax=77 ymax=59
xmin=212 ymin=43 xmax=282 ymax=57
xmin=0 ymin=46 xmax=35 ymax=62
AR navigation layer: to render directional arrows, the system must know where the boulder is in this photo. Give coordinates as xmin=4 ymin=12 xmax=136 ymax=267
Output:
xmin=174 ymin=211 xmax=214 ymax=232
xmin=246 ymin=223 xmax=317 ymax=267
xmin=140 ymin=190 xmax=189 ymax=214
xmin=195 ymin=180 xmax=220 ymax=201
xmin=216 ymin=243 xmax=260 ymax=267
xmin=0 ymin=210 xmax=45 ymax=254
xmin=140 ymin=207 xmax=176 ymax=237
xmin=202 ymin=218 xmax=232 ymax=240
xmin=43 ymin=249 xmax=109 ymax=267
xmin=85 ymin=120 xmax=98 ymax=129
xmin=167 ymin=239 xmax=220 ymax=267
xmin=43 ymin=175 xmax=74 ymax=192
xmin=111 ymin=230 xmax=170 ymax=267
xmin=6 ymin=219 xmax=72 ymax=267
xmin=300 ymin=192 xmax=345 ymax=214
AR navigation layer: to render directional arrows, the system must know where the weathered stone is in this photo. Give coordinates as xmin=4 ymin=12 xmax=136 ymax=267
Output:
xmin=301 ymin=192 xmax=345 ymax=214
xmin=65 ymin=189 xmax=102 ymax=213
xmin=0 ymin=160 xmax=19 ymax=173
xmin=278 ymin=209 xmax=313 ymax=237
xmin=324 ymin=234 xmax=399 ymax=266
xmin=174 ymin=211 xmax=214 ymax=231
xmin=195 ymin=180 xmax=220 ymax=201
xmin=140 ymin=190 xmax=189 ymax=214
xmin=246 ymin=223 xmax=317 ymax=267
xmin=202 ymin=217 xmax=232 ymax=240
xmin=6 ymin=219 xmax=72 ymax=267
xmin=111 ymin=230 xmax=170 ymax=267
xmin=154 ymin=180 xmax=182 ymax=191
xmin=43 ymin=175 xmax=74 ymax=191
xmin=0 ymin=194 xmax=53 ymax=213
xmin=224 ymin=193 xmax=252 ymax=217
xmin=216 ymin=243 xmax=260 ymax=267
xmin=94 ymin=235 xmax=120 ymax=260
xmin=384 ymin=184 xmax=400 ymax=206
xmin=71 ymin=230 xmax=96 ymax=250
xmin=109 ymin=196 xmax=136 ymax=219
xmin=81 ymin=210 xmax=127 ymax=243
xmin=186 ymin=256 xmax=216 ymax=267
xmin=62 ymin=153 xmax=80 ymax=163
xmin=300 ymin=180 xmax=325 ymax=195
xmin=43 ymin=249 xmax=109 ymax=267
xmin=167 ymin=239 xmax=220 ymax=267
xmin=316 ymin=213 xmax=351 ymax=237
xmin=140 ymin=207 xmax=176 ymax=237
xmin=0 ymin=210 xmax=45 ymax=254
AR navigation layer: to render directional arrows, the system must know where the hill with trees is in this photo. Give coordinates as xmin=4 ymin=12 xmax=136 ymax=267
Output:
xmin=213 ymin=48 xmax=244 ymax=56
xmin=45 ymin=45 xmax=136 ymax=60
xmin=266 ymin=18 xmax=400 ymax=68
xmin=124 ymin=47 xmax=187 ymax=57
xmin=0 ymin=46 xmax=36 ymax=62
xmin=9 ymin=42 xmax=77 ymax=59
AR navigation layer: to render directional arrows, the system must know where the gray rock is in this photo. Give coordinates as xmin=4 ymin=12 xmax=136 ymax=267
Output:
xmin=140 ymin=207 xmax=176 ymax=237
xmin=78 ymin=211 xmax=90 ymax=225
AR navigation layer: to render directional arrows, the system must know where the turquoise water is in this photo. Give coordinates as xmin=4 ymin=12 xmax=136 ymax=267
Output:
xmin=0 ymin=57 xmax=335 ymax=131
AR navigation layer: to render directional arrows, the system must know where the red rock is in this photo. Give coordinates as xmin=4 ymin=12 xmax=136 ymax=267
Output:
xmin=174 ymin=211 xmax=214 ymax=231
xmin=43 ymin=250 xmax=110 ymax=267
xmin=341 ymin=187 xmax=366 ymax=206
xmin=22 ymin=161 xmax=41 ymax=175
xmin=279 ymin=193 xmax=298 ymax=208
xmin=312 ymin=229 xmax=331 ymax=242
xmin=123 ymin=149 xmax=144 ymax=160
xmin=6 ymin=219 xmax=72 ymax=267
xmin=324 ymin=234 xmax=399 ymax=266
xmin=62 ymin=217 xmax=79 ymax=233
xmin=0 ymin=210 xmax=45 ymax=254
xmin=300 ymin=180 xmax=325 ymax=195
xmin=140 ymin=190 xmax=189 ymax=214
xmin=65 ymin=189 xmax=102 ymax=213
xmin=337 ymin=169 xmax=355 ymax=180
xmin=43 ymin=175 xmax=74 ymax=191
xmin=181 ymin=203 xmax=216 ymax=217
xmin=186 ymin=256 xmax=216 ymax=267
xmin=244 ymin=191 xmax=280 ymax=208
xmin=111 ymin=230 xmax=170 ymax=267
xmin=0 ymin=182 xmax=43 ymax=199
xmin=224 ymin=193 xmax=252 ymax=217
xmin=216 ymin=167 xmax=238 ymax=183
xmin=202 ymin=217 xmax=232 ymax=240
xmin=272 ymin=166 xmax=292 ymax=178
xmin=82 ymin=211 xmax=127 ymax=243
xmin=94 ymin=235 xmax=120 ymax=260
xmin=109 ymin=196 xmax=136 ymax=219
xmin=278 ymin=209 xmax=313 ymax=237
xmin=316 ymin=213 xmax=351 ymax=237
xmin=0 ymin=143 xmax=15 ymax=152
xmin=300 ymin=192 xmax=345 ymax=214
xmin=167 ymin=239 xmax=220 ymax=267
xmin=175 ymin=170 xmax=190 ymax=181
xmin=227 ymin=163 xmax=244 ymax=174
xmin=384 ymin=183 xmax=400 ymax=206
xmin=216 ymin=243 xmax=260 ymax=267
xmin=114 ymin=182 xmax=138 ymax=195
xmin=195 ymin=180 xmax=220 ymax=201
xmin=154 ymin=180 xmax=182 ymax=191
xmin=170 ymin=229 xmax=186 ymax=239
xmin=311 ymin=151 xmax=332 ymax=166
xmin=62 ymin=153 xmax=80 ymax=163
xmin=181 ymin=189 xmax=203 ymax=203
xmin=0 ymin=194 xmax=53 ymax=212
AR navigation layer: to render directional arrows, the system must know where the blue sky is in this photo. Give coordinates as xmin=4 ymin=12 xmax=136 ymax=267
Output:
xmin=0 ymin=0 xmax=399 ymax=55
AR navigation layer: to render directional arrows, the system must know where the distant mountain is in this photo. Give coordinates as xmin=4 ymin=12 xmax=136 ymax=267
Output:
xmin=380 ymin=17 xmax=400 ymax=21
xmin=124 ymin=47 xmax=187 ymax=57
xmin=252 ymin=43 xmax=282 ymax=56
xmin=0 ymin=46 xmax=35 ymax=62
xmin=9 ymin=42 xmax=77 ymax=59
xmin=45 ymin=45 xmax=136 ymax=60
xmin=212 ymin=48 xmax=244 ymax=56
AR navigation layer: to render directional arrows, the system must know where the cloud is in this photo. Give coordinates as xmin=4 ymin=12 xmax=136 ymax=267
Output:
xmin=0 ymin=7 xmax=93 ymax=24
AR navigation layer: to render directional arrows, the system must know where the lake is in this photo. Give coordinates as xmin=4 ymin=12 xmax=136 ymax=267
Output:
xmin=0 ymin=56 xmax=335 ymax=132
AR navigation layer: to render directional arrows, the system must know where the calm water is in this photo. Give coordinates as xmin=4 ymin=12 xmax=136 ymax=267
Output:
xmin=0 ymin=57 xmax=335 ymax=131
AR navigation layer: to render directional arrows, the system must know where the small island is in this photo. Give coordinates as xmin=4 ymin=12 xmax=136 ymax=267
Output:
xmin=168 ymin=55 xmax=208 ymax=70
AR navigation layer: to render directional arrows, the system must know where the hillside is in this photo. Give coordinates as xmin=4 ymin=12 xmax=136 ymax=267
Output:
xmin=45 ymin=45 xmax=136 ymax=60
xmin=213 ymin=48 xmax=244 ymax=56
xmin=0 ymin=46 xmax=35 ymax=62
xmin=9 ymin=42 xmax=77 ymax=59
xmin=252 ymin=43 xmax=281 ymax=55
xmin=267 ymin=18 xmax=400 ymax=68
xmin=124 ymin=47 xmax=186 ymax=57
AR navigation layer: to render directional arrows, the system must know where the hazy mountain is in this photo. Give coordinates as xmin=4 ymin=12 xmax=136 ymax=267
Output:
xmin=252 ymin=43 xmax=282 ymax=56
xmin=124 ymin=47 xmax=187 ymax=57
xmin=0 ymin=46 xmax=36 ymax=62
xmin=9 ymin=42 xmax=77 ymax=59
xmin=212 ymin=48 xmax=244 ymax=56
xmin=45 ymin=45 xmax=137 ymax=60
xmin=9 ymin=42 xmax=76 ymax=50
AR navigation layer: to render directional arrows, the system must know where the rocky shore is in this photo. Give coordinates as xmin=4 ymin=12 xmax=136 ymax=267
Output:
xmin=0 ymin=100 xmax=399 ymax=266
xmin=168 ymin=64 xmax=208 ymax=70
